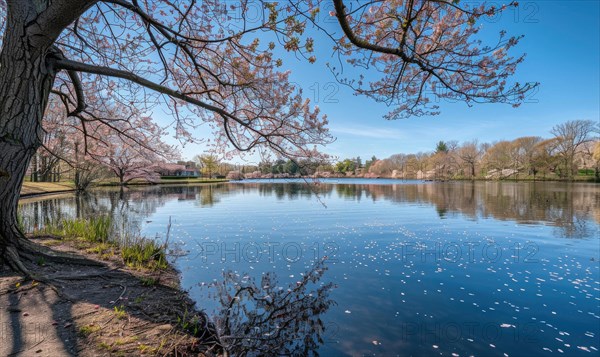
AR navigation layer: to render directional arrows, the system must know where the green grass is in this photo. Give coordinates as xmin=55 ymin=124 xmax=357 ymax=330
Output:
xmin=79 ymin=324 xmax=101 ymax=337
xmin=177 ymin=308 xmax=202 ymax=336
xmin=121 ymin=236 xmax=168 ymax=270
xmin=578 ymin=169 xmax=596 ymax=176
xmin=573 ymin=175 xmax=599 ymax=182
xmin=35 ymin=256 xmax=46 ymax=266
xmin=42 ymin=216 xmax=169 ymax=271
xmin=44 ymin=216 xmax=112 ymax=243
xmin=137 ymin=344 xmax=158 ymax=353
xmin=140 ymin=277 xmax=158 ymax=286
xmin=113 ymin=305 xmax=127 ymax=319
xmin=86 ymin=242 xmax=116 ymax=255
xmin=98 ymin=342 xmax=112 ymax=351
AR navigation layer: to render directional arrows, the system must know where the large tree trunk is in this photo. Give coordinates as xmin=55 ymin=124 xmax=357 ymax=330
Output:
xmin=31 ymin=152 xmax=38 ymax=182
xmin=0 ymin=7 xmax=57 ymax=272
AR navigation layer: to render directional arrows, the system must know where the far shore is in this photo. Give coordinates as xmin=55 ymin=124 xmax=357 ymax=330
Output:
xmin=19 ymin=178 xmax=229 ymax=199
xmin=239 ymin=175 xmax=600 ymax=183
xmin=20 ymin=175 xmax=598 ymax=200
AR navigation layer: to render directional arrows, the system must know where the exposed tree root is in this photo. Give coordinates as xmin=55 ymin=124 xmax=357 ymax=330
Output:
xmin=1 ymin=235 xmax=105 ymax=283
xmin=18 ymin=236 xmax=105 ymax=266
xmin=3 ymin=245 xmax=31 ymax=277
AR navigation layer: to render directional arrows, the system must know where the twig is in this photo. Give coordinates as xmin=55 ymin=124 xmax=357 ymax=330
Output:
xmin=114 ymin=284 xmax=127 ymax=304
xmin=156 ymin=216 xmax=172 ymax=284
xmin=50 ymin=267 xmax=121 ymax=280
xmin=6 ymin=337 xmax=46 ymax=356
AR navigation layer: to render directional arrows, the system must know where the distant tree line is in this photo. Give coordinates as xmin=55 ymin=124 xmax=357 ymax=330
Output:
xmin=28 ymin=119 xmax=599 ymax=185
xmin=358 ymin=120 xmax=599 ymax=181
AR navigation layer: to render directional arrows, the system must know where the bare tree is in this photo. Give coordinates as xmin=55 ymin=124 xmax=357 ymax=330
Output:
xmin=593 ymin=142 xmax=600 ymax=179
xmin=512 ymin=136 xmax=543 ymax=177
xmin=74 ymin=158 xmax=109 ymax=191
xmin=551 ymin=120 xmax=600 ymax=179
xmin=483 ymin=141 xmax=513 ymax=176
xmin=458 ymin=140 xmax=481 ymax=179
xmin=530 ymin=138 xmax=559 ymax=180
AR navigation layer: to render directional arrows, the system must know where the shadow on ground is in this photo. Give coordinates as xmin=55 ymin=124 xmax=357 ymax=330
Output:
xmin=0 ymin=236 xmax=219 ymax=357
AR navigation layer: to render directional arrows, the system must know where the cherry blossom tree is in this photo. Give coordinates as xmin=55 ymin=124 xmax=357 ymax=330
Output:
xmin=90 ymin=133 xmax=177 ymax=185
xmin=73 ymin=157 xmax=110 ymax=191
xmin=0 ymin=0 xmax=535 ymax=273
xmin=39 ymin=95 xmax=179 ymax=185
xmin=85 ymin=117 xmax=179 ymax=185
xmin=30 ymin=99 xmax=74 ymax=182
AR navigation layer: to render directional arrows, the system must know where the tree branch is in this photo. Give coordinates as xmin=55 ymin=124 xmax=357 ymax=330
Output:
xmin=66 ymin=69 xmax=86 ymax=116
xmin=333 ymin=0 xmax=407 ymax=58
xmin=53 ymin=58 xmax=229 ymax=117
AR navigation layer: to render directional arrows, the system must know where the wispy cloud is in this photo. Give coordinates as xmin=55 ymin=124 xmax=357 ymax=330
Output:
xmin=330 ymin=125 xmax=409 ymax=140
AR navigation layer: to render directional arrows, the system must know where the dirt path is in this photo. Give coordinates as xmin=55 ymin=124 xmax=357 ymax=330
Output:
xmin=0 ymin=236 xmax=220 ymax=356
xmin=0 ymin=274 xmax=75 ymax=356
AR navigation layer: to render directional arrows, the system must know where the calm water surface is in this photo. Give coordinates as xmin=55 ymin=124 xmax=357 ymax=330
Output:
xmin=19 ymin=180 xmax=600 ymax=356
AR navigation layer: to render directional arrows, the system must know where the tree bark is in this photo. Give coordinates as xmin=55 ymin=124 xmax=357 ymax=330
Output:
xmin=0 ymin=5 xmax=57 ymax=271
xmin=118 ymin=169 xmax=125 ymax=185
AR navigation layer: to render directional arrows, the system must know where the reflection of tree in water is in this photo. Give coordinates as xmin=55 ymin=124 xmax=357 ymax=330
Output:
xmin=19 ymin=182 xmax=599 ymax=241
xmin=336 ymin=184 xmax=363 ymax=201
xmin=19 ymin=191 xmax=114 ymax=231
xmin=195 ymin=184 xmax=226 ymax=207
xmin=252 ymin=182 xmax=318 ymax=201
xmin=238 ymin=182 xmax=599 ymax=239
xmin=205 ymin=259 xmax=335 ymax=356
xmin=19 ymin=186 xmax=192 ymax=240
xmin=436 ymin=206 xmax=449 ymax=218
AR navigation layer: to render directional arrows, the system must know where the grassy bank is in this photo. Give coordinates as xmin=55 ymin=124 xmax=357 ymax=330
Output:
xmin=339 ymin=175 xmax=600 ymax=182
xmin=1 ymin=216 xmax=217 ymax=356
xmin=92 ymin=177 xmax=229 ymax=187
xmin=39 ymin=216 xmax=169 ymax=271
xmin=158 ymin=178 xmax=228 ymax=184
xmin=20 ymin=179 xmax=229 ymax=198
xmin=20 ymin=181 xmax=76 ymax=196
xmin=426 ymin=175 xmax=600 ymax=182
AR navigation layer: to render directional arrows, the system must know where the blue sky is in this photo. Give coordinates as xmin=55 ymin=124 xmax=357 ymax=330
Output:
xmin=168 ymin=1 xmax=600 ymax=163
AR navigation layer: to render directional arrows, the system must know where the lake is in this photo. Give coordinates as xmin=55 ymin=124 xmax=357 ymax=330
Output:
xmin=19 ymin=179 xmax=600 ymax=356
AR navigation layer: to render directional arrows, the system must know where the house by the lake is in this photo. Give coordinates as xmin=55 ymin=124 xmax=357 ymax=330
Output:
xmin=154 ymin=161 xmax=200 ymax=178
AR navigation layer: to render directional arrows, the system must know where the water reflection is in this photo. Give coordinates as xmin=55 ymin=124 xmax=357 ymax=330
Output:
xmin=205 ymin=258 xmax=335 ymax=356
xmin=241 ymin=181 xmax=600 ymax=238
xmin=19 ymin=185 xmax=219 ymax=238
xmin=319 ymin=181 xmax=599 ymax=238
xmin=19 ymin=181 xmax=600 ymax=240
xmin=17 ymin=181 xmax=600 ymax=356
